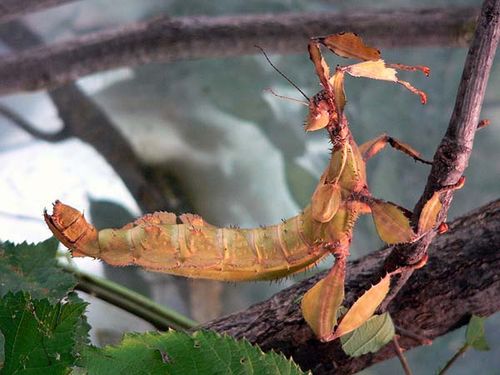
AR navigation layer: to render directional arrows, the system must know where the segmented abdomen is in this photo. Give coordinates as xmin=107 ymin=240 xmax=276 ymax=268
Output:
xmin=100 ymin=212 xmax=327 ymax=281
xmin=45 ymin=201 xmax=328 ymax=282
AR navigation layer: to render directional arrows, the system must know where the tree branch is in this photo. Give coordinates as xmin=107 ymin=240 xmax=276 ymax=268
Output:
xmin=0 ymin=103 xmax=70 ymax=142
xmin=0 ymin=0 xmax=77 ymax=23
xmin=0 ymin=21 xmax=188 ymax=214
xmin=0 ymin=7 xmax=478 ymax=96
xmin=204 ymin=199 xmax=500 ymax=374
xmin=381 ymin=0 xmax=500 ymax=308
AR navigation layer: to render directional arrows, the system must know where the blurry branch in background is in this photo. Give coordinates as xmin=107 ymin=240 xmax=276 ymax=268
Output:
xmin=0 ymin=0 xmax=77 ymax=23
xmin=59 ymin=263 xmax=198 ymax=331
xmin=205 ymin=199 xmax=500 ymax=374
xmin=0 ymin=103 xmax=70 ymax=142
xmin=0 ymin=6 xmax=478 ymax=96
xmin=0 ymin=21 xmax=187 ymax=214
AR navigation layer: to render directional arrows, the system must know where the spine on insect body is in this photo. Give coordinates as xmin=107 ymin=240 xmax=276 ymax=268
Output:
xmin=45 ymin=201 xmax=333 ymax=281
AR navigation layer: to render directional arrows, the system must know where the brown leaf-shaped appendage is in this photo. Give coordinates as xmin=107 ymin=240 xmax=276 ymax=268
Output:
xmin=331 ymin=70 xmax=346 ymax=117
xmin=346 ymin=60 xmax=427 ymax=104
xmin=308 ymin=41 xmax=332 ymax=96
xmin=301 ymin=257 xmax=345 ymax=341
xmin=311 ymin=181 xmax=341 ymax=223
xmin=418 ymin=191 xmax=442 ymax=234
xmin=332 ymin=274 xmax=391 ymax=340
xmin=346 ymin=60 xmax=397 ymax=81
xmin=318 ymin=32 xmax=381 ymax=61
xmin=371 ymin=201 xmax=416 ymax=244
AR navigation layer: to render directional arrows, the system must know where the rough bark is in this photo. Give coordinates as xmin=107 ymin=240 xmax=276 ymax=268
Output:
xmin=204 ymin=199 xmax=500 ymax=374
xmin=0 ymin=0 xmax=76 ymax=23
xmin=0 ymin=7 xmax=478 ymax=96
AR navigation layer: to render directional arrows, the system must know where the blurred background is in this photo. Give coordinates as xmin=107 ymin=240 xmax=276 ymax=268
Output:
xmin=0 ymin=0 xmax=498 ymax=373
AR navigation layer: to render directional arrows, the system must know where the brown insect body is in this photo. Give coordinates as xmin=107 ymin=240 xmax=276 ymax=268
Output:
xmin=46 ymin=33 xmax=462 ymax=342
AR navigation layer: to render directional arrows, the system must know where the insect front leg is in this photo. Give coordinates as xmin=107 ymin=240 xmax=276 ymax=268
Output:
xmin=359 ymin=134 xmax=432 ymax=165
xmin=301 ymin=245 xmax=347 ymax=342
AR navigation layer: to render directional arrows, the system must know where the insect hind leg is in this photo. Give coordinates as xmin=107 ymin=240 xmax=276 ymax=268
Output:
xmin=359 ymin=134 xmax=432 ymax=165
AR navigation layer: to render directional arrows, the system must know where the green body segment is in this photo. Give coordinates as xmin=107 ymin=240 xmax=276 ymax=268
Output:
xmin=91 ymin=135 xmax=368 ymax=281
xmin=46 ymin=134 xmax=369 ymax=282
xmin=97 ymin=209 xmax=329 ymax=281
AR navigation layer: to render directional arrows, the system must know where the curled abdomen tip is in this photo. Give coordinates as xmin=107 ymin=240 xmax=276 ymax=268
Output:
xmin=44 ymin=201 xmax=99 ymax=257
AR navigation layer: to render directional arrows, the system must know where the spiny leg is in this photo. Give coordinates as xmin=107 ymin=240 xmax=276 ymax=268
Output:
xmin=359 ymin=134 xmax=432 ymax=165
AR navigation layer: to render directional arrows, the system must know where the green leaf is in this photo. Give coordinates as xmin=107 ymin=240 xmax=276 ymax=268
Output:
xmin=340 ymin=313 xmax=395 ymax=357
xmin=465 ymin=315 xmax=490 ymax=351
xmin=0 ymin=329 xmax=4 ymax=370
xmin=67 ymin=292 xmax=91 ymax=353
xmin=0 ymin=291 xmax=88 ymax=374
xmin=80 ymin=330 xmax=308 ymax=375
xmin=0 ymin=238 xmax=76 ymax=302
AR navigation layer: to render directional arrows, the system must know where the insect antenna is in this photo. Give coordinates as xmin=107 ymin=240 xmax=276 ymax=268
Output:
xmin=255 ymin=45 xmax=310 ymax=101
xmin=264 ymin=88 xmax=308 ymax=106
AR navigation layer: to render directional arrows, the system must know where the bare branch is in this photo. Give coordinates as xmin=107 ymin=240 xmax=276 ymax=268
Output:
xmin=0 ymin=7 xmax=478 ymax=96
xmin=381 ymin=0 xmax=500 ymax=308
xmin=0 ymin=103 xmax=70 ymax=142
xmin=0 ymin=0 xmax=77 ymax=23
xmin=204 ymin=199 xmax=500 ymax=374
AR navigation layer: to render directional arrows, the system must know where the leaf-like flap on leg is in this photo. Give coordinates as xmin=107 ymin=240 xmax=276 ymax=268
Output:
xmin=319 ymin=33 xmax=381 ymax=61
xmin=371 ymin=201 xmax=416 ymax=244
xmin=332 ymin=274 xmax=391 ymax=340
xmin=301 ymin=258 xmax=345 ymax=341
xmin=358 ymin=134 xmax=387 ymax=160
xmin=330 ymin=70 xmax=346 ymax=117
xmin=311 ymin=182 xmax=341 ymax=223
xmin=346 ymin=60 xmax=397 ymax=81
xmin=418 ymin=191 xmax=442 ymax=234
xmin=308 ymin=41 xmax=331 ymax=95
xmin=345 ymin=60 xmax=427 ymax=103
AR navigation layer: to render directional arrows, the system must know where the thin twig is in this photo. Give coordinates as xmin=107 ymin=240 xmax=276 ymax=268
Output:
xmin=396 ymin=325 xmax=432 ymax=345
xmin=437 ymin=344 xmax=469 ymax=375
xmin=60 ymin=263 xmax=198 ymax=331
xmin=0 ymin=7 xmax=479 ymax=96
xmin=392 ymin=335 xmax=413 ymax=375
